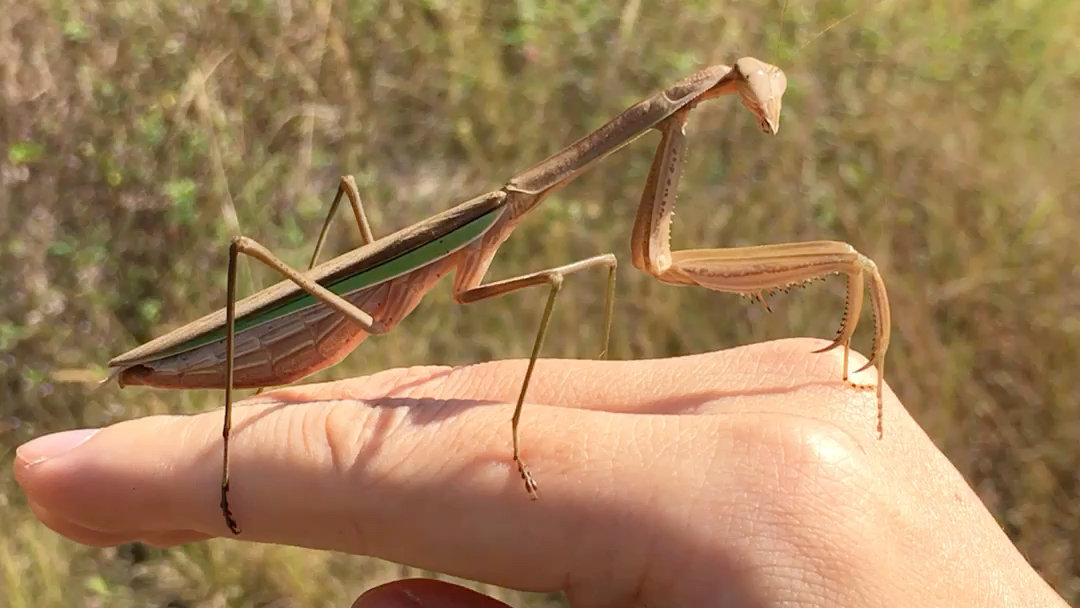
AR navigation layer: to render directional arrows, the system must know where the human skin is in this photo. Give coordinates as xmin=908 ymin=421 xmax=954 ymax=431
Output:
xmin=14 ymin=338 xmax=1068 ymax=607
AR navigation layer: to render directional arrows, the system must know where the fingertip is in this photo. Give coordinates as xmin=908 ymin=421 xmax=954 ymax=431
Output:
xmin=15 ymin=428 xmax=101 ymax=466
xmin=16 ymin=414 xmax=222 ymax=536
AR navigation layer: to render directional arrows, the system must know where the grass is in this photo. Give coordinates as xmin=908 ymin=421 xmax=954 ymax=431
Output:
xmin=2 ymin=0 xmax=1079 ymax=605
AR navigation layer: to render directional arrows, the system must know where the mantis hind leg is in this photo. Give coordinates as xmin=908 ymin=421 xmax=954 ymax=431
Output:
xmin=308 ymin=175 xmax=378 ymax=269
xmin=247 ymin=178 xmax=378 ymax=399
xmin=221 ymin=234 xmax=386 ymax=534
xmin=455 ymin=253 xmax=618 ymax=497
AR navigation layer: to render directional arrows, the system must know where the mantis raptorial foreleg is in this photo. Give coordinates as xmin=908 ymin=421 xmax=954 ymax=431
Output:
xmin=632 ymin=107 xmax=892 ymax=436
xmin=454 ymin=252 xmax=619 ymax=493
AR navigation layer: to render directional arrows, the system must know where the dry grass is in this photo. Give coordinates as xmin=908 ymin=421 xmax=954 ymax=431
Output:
xmin=2 ymin=0 xmax=1078 ymax=605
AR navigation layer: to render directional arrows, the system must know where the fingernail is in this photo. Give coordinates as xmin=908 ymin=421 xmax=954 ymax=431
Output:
xmin=16 ymin=428 xmax=100 ymax=465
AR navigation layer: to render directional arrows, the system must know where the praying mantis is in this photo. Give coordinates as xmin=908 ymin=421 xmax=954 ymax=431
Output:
xmin=107 ymin=57 xmax=890 ymax=535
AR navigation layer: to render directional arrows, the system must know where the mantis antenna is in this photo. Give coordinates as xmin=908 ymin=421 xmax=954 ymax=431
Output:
xmin=781 ymin=0 xmax=891 ymax=58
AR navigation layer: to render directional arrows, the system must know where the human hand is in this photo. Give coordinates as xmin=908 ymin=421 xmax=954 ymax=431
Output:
xmin=15 ymin=338 xmax=1067 ymax=607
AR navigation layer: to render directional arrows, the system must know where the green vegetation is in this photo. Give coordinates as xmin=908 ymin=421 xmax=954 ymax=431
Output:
xmin=2 ymin=0 xmax=1078 ymax=605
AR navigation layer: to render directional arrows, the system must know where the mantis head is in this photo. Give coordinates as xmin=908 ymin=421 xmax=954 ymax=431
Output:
xmin=733 ymin=57 xmax=787 ymax=135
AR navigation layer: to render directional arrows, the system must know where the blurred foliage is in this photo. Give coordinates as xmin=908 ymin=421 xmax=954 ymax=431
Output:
xmin=2 ymin=0 xmax=1078 ymax=605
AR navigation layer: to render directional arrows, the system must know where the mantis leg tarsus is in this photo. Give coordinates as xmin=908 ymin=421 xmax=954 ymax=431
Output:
xmin=599 ymin=262 xmax=617 ymax=360
xmin=515 ymin=272 xmax=560 ymax=500
xmin=813 ymin=336 xmax=853 ymax=390
xmin=222 ymin=238 xmax=243 ymax=534
xmin=309 ymin=175 xmax=377 ymax=269
xmin=456 ymin=253 xmax=618 ymax=498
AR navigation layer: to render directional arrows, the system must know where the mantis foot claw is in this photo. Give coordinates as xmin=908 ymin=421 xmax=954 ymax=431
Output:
xmin=517 ymin=459 xmax=539 ymax=499
xmin=221 ymin=483 xmax=241 ymax=535
xmin=846 ymin=381 xmax=876 ymax=392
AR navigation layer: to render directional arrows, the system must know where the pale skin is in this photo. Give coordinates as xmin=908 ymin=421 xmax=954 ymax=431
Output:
xmin=16 ymin=339 xmax=1067 ymax=608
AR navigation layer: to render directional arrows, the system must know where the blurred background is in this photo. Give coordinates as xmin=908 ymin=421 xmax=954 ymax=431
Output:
xmin=2 ymin=0 xmax=1078 ymax=605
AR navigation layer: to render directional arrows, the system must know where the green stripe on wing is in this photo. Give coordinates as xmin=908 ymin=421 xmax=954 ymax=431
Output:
xmin=147 ymin=206 xmax=501 ymax=360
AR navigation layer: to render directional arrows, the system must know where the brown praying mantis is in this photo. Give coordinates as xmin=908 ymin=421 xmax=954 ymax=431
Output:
xmin=107 ymin=57 xmax=890 ymax=535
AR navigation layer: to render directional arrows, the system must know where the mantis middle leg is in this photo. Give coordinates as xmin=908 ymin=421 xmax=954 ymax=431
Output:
xmin=452 ymin=220 xmax=618 ymax=496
